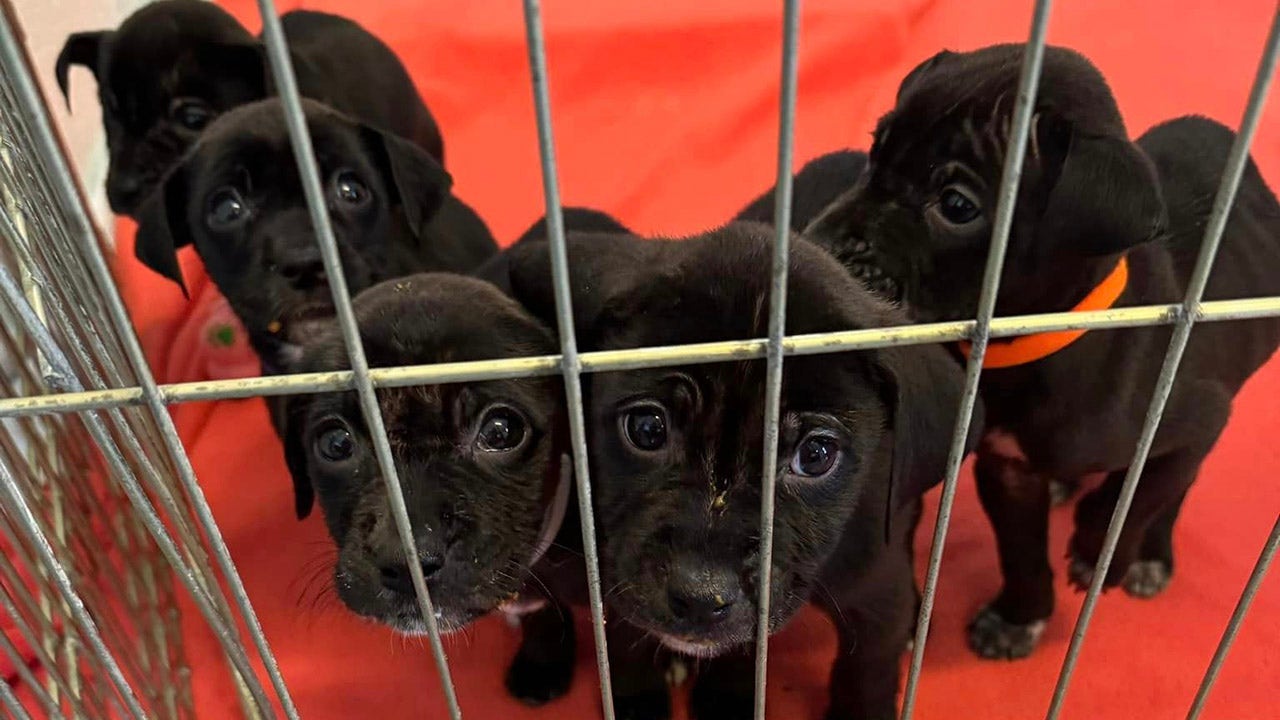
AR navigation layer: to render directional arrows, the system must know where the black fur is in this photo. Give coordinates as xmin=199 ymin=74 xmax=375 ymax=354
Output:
xmin=133 ymin=98 xmax=495 ymax=374
xmin=56 ymin=0 xmax=443 ymax=215
xmin=792 ymin=44 xmax=1280 ymax=659
xmin=278 ymin=272 xmax=565 ymax=635
xmin=488 ymin=224 xmax=980 ymax=720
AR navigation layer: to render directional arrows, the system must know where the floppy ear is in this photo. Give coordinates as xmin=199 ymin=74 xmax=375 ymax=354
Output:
xmin=479 ymin=233 xmax=647 ymax=340
xmin=1037 ymin=115 xmax=1167 ymax=256
xmin=361 ymin=125 xmax=454 ymax=239
xmin=277 ymin=394 xmax=315 ymax=520
xmin=875 ymin=342 xmax=984 ymax=524
xmin=133 ymin=164 xmax=193 ymax=296
xmin=55 ymin=31 xmax=109 ymax=109
xmin=896 ymin=49 xmax=954 ymax=101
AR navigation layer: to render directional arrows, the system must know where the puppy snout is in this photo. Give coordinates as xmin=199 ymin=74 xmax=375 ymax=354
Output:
xmin=272 ymin=244 xmax=327 ymax=288
xmin=106 ymin=176 xmax=145 ymax=214
xmin=666 ymin=567 xmax=741 ymax=625
xmin=377 ymin=553 xmax=445 ymax=595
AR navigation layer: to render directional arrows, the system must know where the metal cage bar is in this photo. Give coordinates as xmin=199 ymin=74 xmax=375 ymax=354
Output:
xmin=0 ymin=0 xmax=1275 ymax=718
xmin=253 ymin=0 xmax=462 ymax=717
xmin=753 ymin=1 xmax=802 ymax=717
xmin=519 ymin=1 xmax=616 ymax=716
xmin=1046 ymin=8 xmax=1280 ymax=716
xmin=900 ymin=3 xmax=1054 ymax=717
xmin=1185 ymin=512 xmax=1280 ymax=719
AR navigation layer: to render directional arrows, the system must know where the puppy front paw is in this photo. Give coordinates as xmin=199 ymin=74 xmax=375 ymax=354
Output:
xmin=1123 ymin=559 xmax=1172 ymax=599
xmin=966 ymin=605 xmax=1046 ymax=660
xmin=615 ymin=689 xmax=672 ymax=720
xmin=505 ymin=649 xmax=573 ymax=706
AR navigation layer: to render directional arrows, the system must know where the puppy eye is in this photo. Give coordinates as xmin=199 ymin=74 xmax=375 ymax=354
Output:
xmin=790 ymin=433 xmax=841 ymax=478
xmin=206 ymin=188 xmax=249 ymax=230
xmin=622 ymin=404 xmax=668 ymax=452
xmin=315 ymin=424 xmax=356 ymax=463
xmin=170 ymin=99 xmax=213 ymax=131
xmin=476 ymin=406 xmax=527 ymax=452
xmin=937 ymin=185 xmax=982 ymax=225
xmin=332 ymin=171 xmax=370 ymax=206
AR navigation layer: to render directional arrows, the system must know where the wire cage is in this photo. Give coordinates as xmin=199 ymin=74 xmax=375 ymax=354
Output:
xmin=0 ymin=0 xmax=1278 ymax=718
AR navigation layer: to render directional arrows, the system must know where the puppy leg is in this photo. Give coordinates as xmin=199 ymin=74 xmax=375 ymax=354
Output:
xmin=1123 ymin=489 xmax=1187 ymax=598
xmin=505 ymin=597 xmax=576 ymax=706
xmin=1049 ymin=477 xmax=1082 ymax=506
xmin=688 ymin=648 xmax=756 ymax=720
xmin=608 ymin=621 xmax=673 ymax=720
xmin=1069 ymin=451 xmax=1206 ymax=591
xmin=968 ymin=450 xmax=1054 ymax=660
xmin=816 ymin=558 xmax=915 ymax=720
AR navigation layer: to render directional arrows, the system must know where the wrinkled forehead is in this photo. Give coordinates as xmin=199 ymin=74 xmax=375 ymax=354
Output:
xmin=189 ymin=108 xmax=368 ymax=186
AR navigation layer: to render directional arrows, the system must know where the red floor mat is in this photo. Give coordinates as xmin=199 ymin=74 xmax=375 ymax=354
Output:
xmin=54 ymin=0 xmax=1280 ymax=718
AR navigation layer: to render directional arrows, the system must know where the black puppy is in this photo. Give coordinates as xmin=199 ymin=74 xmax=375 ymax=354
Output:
xmin=134 ymin=98 xmax=496 ymax=375
xmin=801 ymin=45 xmax=1280 ymax=659
xmin=279 ymin=272 xmax=569 ymax=636
xmin=57 ymin=0 xmax=443 ymax=215
xmin=490 ymin=224 xmax=978 ymax=720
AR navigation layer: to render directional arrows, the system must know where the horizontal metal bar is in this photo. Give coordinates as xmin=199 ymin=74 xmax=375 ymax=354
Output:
xmin=1187 ymin=513 xmax=1280 ymax=719
xmin=6 ymin=296 xmax=1280 ymax=419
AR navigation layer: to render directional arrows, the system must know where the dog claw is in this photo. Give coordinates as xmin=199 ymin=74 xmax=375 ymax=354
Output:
xmin=1123 ymin=559 xmax=1172 ymax=599
xmin=966 ymin=605 xmax=1046 ymax=660
xmin=1067 ymin=554 xmax=1096 ymax=590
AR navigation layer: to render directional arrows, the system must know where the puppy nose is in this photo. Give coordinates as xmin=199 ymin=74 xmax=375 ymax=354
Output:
xmin=274 ymin=246 xmax=326 ymax=287
xmin=667 ymin=574 xmax=740 ymax=625
xmin=107 ymin=177 xmax=144 ymax=213
xmin=378 ymin=554 xmax=444 ymax=596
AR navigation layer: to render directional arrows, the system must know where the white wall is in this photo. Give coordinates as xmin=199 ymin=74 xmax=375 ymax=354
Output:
xmin=10 ymin=0 xmax=153 ymax=238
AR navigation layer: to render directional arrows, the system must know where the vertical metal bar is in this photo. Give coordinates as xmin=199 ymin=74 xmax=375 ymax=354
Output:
xmin=253 ymin=2 xmax=462 ymax=717
xmin=752 ymin=1 xmax=801 ymax=718
xmin=0 ymin=666 xmax=34 ymax=720
xmin=0 ymin=265 xmax=273 ymax=716
xmin=1046 ymin=9 xmax=1280 ymax=717
xmin=899 ymin=3 xmax=1055 ymax=717
xmin=1186 ymin=513 xmax=1280 ymax=719
xmin=0 ymin=461 xmax=145 ymax=719
xmin=0 ymin=8 xmax=297 ymax=717
xmin=519 ymin=3 xmax=615 ymax=717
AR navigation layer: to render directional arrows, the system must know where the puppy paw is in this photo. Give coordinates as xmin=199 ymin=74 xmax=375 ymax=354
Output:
xmin=1123 ymin=559 xmax=1172 ymax=599
xmin=1067 ymin=554 xmax=1097 ymax=591
xmin=504 ymin=651 xmax=573 ymax=707
xmin=1048 ymin=478 xmax=1079 ymax=506
xmin=615 ymin=690 xmax=672 ymax=720
xmin=966 ymin=605 xmax=1046 ymax=660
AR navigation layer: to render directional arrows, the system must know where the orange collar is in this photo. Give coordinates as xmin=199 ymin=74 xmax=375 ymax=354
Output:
xmin=958 ymin=257 xmax=1129 ymax=369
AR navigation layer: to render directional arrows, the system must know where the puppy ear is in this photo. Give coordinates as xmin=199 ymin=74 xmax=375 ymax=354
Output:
xmin=896 ymin=49 xmax=954 ymax=101
xmin=875 ymin=343 xmax=983 ymax=521
xmin=133 ymin=164 xmax=192 ymax=296
xmin=361 ymin=125 xmax=454 ymax=239
xmin=481 ymin=233 xmax=645 ymax=338
xmin=1037 ymin=114 xmax=1167 ymax=256
xmin=277 ymin=395 xmax=315 ymax=520
xmin=55 ymin=31 xmax=109 ymax=109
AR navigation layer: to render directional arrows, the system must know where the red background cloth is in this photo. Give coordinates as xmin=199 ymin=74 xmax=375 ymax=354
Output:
xmin=38 ymin=0 xmax=1280 ymax=718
